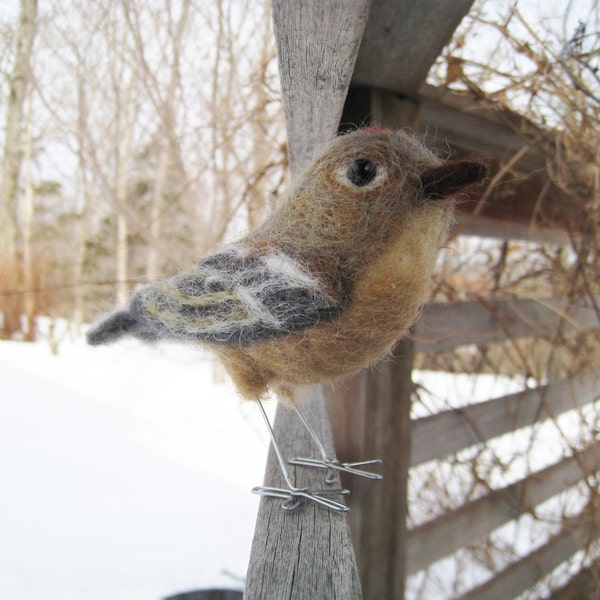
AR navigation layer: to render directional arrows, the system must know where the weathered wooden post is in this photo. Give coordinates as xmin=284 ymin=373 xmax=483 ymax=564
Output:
xmin=327 ymin=3 xmax=477 ymax=598
xmin=328 ymin=88 xmax=418 ymax=600
xmin=327 ymin=335 xmax=414 ymax=599
xmin=244 ymin=2 xmax=370 ymax=598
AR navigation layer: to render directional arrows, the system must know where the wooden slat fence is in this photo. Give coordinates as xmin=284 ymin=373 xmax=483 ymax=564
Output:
xmin=459 ymin=509 xmax=600 ymax=600
xmin=401 ymin=296 xmax=600 ymax=598
xmin=410 ymin=369 xmax=600 ymax=467
xmin=244 ymin=2 xmax=599 ymax=595
xmin=327 ymin=295 xmax=599 ymax=598
xmin=407 ymin=441 xmax=600 ymax=575
xmin=412 ymin=296 xmax=598 ymax=353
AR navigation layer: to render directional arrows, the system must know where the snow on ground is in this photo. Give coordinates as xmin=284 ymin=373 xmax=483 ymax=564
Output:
xmin=0 ymin=330 xmax=523 ymax=600
xmin=2 ymin=327 xmax=593 ymax=600
xmin=0 ymin=333 xmax=273 ymax=600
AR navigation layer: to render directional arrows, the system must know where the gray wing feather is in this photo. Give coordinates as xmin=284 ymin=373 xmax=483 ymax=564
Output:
xmin=87 ymin=245 xmax=344 ymax=347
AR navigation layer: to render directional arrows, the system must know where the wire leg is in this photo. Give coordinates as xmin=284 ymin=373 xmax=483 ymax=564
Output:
xmin=289 ymin=402 xmax=383 ymax=483
xmin=255 ymin=398 xmax=298 ymax=491
xmin=251 ymin=399 xmax=350 ymax=512
xmin=292 ymin=401 xmax=329 ymax=460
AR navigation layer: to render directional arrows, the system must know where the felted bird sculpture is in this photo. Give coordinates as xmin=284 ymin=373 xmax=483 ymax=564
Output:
xmin=88 ymin=128 xmax=487 ymax=511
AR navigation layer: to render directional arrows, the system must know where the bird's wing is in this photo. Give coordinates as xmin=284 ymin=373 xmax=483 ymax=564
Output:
xmin=87 ymin=244 xmax=345 ymax=346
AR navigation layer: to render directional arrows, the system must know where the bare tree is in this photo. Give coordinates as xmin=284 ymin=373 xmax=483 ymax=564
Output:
xmin=0 ymin=0 xmax=286 ymax=330
xmin=50 ymin=0 xmax=144 ymax=307
xmin=21 ymin=90 xmax=36 ymax=340
xmin=0 ymin=0 xmax=38 ymax=338
xmin=121 ymin=0 xmax=192 ymax=281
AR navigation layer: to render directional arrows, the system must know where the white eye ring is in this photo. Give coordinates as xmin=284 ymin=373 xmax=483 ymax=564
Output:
xmin=334 ymin=161 xmax=388 ymax=190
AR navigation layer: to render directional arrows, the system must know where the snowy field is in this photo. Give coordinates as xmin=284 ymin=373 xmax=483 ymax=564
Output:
xmin=1 ymin=326 xmax=593 ymax=599
xmin=0 ymin=328 xmax=521 ymax=600
xmin=1 ymin=330 xmax=272 ymax=600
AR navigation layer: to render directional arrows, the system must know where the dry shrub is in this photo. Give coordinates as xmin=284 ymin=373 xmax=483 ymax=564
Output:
xmin=407 ymin=2 xmax=600 ymax=598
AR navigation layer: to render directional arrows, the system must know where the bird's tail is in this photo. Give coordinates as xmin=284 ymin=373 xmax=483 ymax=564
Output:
xmin=87 ymin=310 xmax=141 ymax=345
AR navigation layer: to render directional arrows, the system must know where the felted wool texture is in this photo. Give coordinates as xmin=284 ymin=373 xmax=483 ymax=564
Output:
xmin=213 ymin=201 xmax=452 ymax=401
xmin=87 ymin=129 xmax=487 ymax=403
xmin=87 ymin=244 xmax=343 ymax=347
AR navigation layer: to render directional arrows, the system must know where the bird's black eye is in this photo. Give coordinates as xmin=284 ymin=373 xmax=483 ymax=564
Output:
xmin=347 ymin=159 xmax=377 ymax=186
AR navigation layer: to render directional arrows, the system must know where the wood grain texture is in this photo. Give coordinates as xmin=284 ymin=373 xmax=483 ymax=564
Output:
xmin=327 ymin=339 xmax=414 ymax=600
xmin=412 ymin=297 xmax=599 ymax=353
xmin=272 ymin=0 xmax=371 ymax=174
xmin=352 ymin=0 xmax=474 ymax=97
xmin=407 ymin=441 xmax=600 ymax=574
xmin=244 ymin=3 xmax=371 ymax=598
xmin=411 ymin=368 xmax=600 ymax=466
xmin=244 ymin=389 xmax=362 ymax=600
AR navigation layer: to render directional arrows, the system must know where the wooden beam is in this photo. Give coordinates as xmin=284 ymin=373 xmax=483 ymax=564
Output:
xmin=418 ymin=83 xmax=547 ymax=173
xmin=327 ymin=339 xmax=414 ymax=600
xmin=457 ymin=507 xmax=600 ymax=600
xmin=352 ymin=1 xmax=475 ymax=98
xmin=451 ymin=214 xmax=570 ymax=245
xmin=412 ymin=297 xmax=599 ymax=354
xmin=245 ymin=389 xmax=362 ymax=599
xmin=343 ymin=83 xmax=584 ymax=239
xmin=272 ymin=0 xmax=371 ymax=174
xmin=417 ymin=84 xmax=586 ymax=235
xmin=410 ymin=369 xmax=600 ymax=466
xmin=331 ymin=85 xmax=422 ymax=600
xmin=407 ymin=441 xmax=600 ymax=574
xmin=245 ymin=3 xmax=370 ymax=598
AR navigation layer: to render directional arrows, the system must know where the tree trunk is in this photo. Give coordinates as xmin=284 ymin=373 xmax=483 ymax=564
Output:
xmin=115 ymin=117 xmax=133 ymax=306
xmin=22 ymin=91 xmax=36 ymax=341
xmin=146 ymin=133 xmax=170 ymax=281
xmin=247 ymin=7 xmax=273 ymax=230
xmin=0 ymin=0 xmax=38 ymax=339
xmin=137 ymin=0 xmax=190 ymax=281
xmin=72 ymin=77 xmax=91 ymax=332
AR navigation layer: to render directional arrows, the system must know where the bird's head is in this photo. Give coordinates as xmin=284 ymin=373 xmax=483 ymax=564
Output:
xmin=254 ymin=128 xmax=487 ymax=276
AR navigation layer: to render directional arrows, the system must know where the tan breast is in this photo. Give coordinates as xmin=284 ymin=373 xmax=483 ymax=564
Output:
xmin=215 ymin=205 xmax=451 ymax=401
